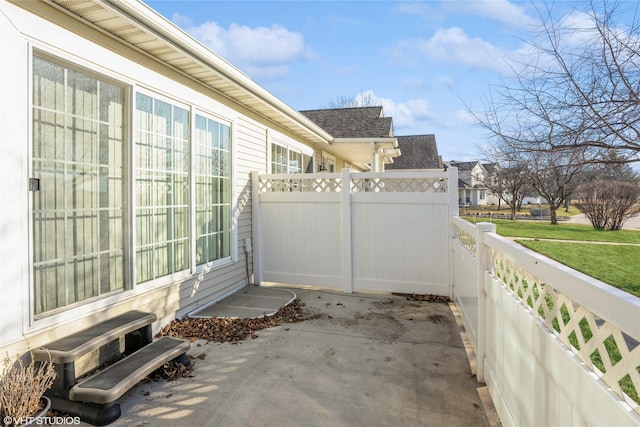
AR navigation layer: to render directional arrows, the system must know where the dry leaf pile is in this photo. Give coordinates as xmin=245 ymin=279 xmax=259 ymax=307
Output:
xmin=148 ymin=360 xmax=194 ymax=382
xmin=405 ymin=293 xmax=451 ymax=303
xmin=159 ymin=299 xmax=310 ymax=343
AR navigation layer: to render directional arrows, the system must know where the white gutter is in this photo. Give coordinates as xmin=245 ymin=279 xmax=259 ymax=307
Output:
xmin=332 ymin=137 xmax=398 ymax=148
xmin=102 ymin=0 xmax=333 ymax=145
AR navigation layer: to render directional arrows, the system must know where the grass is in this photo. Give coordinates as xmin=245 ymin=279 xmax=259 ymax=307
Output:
xmin=508 ymin=273 xmax=640 ymax=404
xmin=460 ymin=204 xmax=582 ymax=217
xmin=517 ymin=240 xmax=640 ymax=298
xmin=489 ymin=219 xmax=640 ymax=244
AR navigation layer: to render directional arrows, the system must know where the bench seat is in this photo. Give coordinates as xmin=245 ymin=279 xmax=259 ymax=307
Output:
xmin=32 ymin=311 xmax=156 ymax=364
xmin=69 ymin=336 xmax=190 ymax=404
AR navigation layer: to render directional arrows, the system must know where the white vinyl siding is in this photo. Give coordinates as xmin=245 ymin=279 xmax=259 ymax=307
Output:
xmin=1 ymin=2 xmax=327 ymax=352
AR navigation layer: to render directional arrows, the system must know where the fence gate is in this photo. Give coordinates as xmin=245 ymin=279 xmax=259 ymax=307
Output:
xmin=251 ymin=168 xmax=458 ymax=295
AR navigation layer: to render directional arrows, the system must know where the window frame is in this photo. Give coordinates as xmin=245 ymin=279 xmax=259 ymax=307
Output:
xmin=27 ymin=48 xmax=238 ymax=327
xmin=30 ymin=50 xmax=131 ymax=319
xmin=132 ymin=89 xmax=192 ymax=286
xmin=321 ymin=151 xmax=336 ymax=173
xmin=269 ymin=135 xmax=314 ymax=174
xmin=191 ymin=109 xmax=235 ymax=272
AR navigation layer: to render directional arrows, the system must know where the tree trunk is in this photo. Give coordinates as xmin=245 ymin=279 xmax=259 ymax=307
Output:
xmin=549 ymin=207 xmax=558 ymax=225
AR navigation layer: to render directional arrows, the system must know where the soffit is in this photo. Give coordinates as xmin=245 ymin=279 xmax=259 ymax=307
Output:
xmin=41 ymin=0 xmax=332 ymax=146
xmin=330 ymin=138 xmax=401 ymax=170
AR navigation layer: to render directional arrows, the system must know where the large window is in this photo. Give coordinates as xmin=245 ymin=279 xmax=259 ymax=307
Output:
xmin=135 ymin=94 xmax=190 ymax=284
xmin=270 ymin=142 xmax=313 ymax=174
xmin=32 ymin=55 xmax=125 ymax=315
xmin=31 ymin=55 xmax=236 ymax=316
xmin=194 ymin=114 xmax=232 ymax=265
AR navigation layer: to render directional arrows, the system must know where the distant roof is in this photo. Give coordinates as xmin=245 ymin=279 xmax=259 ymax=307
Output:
xmin=386 ymin=135 xmax=441 ymax=170
xmin=483 ymin=163 xmax=498 ymax=173
xmin=299 ymin=107 xmax=393 ymax=138
xmin=447 ymin=161 xmax=479 ymax=172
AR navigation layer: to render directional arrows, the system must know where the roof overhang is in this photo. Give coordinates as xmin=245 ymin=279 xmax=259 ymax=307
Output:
xmin=332 ymin=137 xmax=401 ymax=170
xmin=32 ymin=0 xmax=333 ymax=147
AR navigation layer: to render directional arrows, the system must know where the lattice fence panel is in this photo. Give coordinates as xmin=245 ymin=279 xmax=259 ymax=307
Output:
xmin=453 ymin=223 xmax=476 ymax=255
xmin=259 ymin=177 xmax=342 ymax=192
xmin=350 ymin=177 xmax=447 ymax=193
xmin=490 ymin=249 xmax=640 ymax=415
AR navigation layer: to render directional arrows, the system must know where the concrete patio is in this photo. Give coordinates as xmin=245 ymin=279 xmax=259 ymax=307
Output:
xmin=107 ymin=287 xmax=494 ymax=426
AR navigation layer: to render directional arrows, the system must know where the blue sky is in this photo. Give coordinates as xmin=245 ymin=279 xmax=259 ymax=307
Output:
xmin=144 ymin=0 xmax=596 ymax=163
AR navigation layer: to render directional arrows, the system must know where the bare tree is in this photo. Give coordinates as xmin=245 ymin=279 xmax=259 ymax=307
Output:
xmin=474 ymin=1 xmax=640 ymax=166
xmin=574 ymin=180 xmax=640 ymax=229
xmin=479 ymin=139 xmax=535 ymax=219
xmin=582 ymin=150 xmax=640 ymax=182
xmin=491 ymin=164 xmax=533 ymax=219
xmin=324 ymin=91 xmax=381 ymax=109
xmin=525 ymin=148 xmax=588 ymax=224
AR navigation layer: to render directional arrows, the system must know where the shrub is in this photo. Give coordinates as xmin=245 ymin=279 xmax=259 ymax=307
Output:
xmin=0 ymin=352 xmax=57 ymax=425
xmin=574 ymin=180 xmax=640 ymax=230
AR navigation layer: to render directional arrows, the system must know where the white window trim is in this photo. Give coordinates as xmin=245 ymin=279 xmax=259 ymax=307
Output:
xmin=25 ymin=45 xmax=240 ymax=331
xmin=321 ymin=151 xmax=336 ymax=173
xmin=131 ymin=88 xmax=192 ymax=287
xmin=27 ymin=46 xmax=137 ymax=331
xmin=191 ymin=108 xmax=237 ymax=274
xmin=267 ymin=130 xmax=314 ymax=174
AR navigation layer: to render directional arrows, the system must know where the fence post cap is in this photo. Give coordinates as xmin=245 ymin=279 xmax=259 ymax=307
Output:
xmin=476 ymin=222 xmax=497 ymax=232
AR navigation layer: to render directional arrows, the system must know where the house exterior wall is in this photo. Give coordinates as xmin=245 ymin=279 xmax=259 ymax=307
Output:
xmin=0 ymin=1 xmax=335 ymax=357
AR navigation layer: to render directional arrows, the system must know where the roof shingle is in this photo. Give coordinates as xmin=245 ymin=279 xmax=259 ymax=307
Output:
xmin=386 ymin=135 xmax=441 ymax=170
xmin=299 ymin=107 xmax=393 ymax=138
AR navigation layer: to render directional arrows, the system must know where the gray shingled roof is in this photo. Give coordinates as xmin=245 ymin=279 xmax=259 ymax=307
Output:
xmin=448 ymin=161 xmax=478 ymax=172
xmin=386 ymin=135 xmax=441 ymax=170
xmin=299 ymin=107 xmax=393 ymax=138
xmin=482 ymin=163 xmax=498 ymax=173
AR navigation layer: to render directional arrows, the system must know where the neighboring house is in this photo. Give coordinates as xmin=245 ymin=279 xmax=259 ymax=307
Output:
xmin=445 ymin=161 xmax=497 ymax=206
xmin=300 ymin=107 xmax=400 ymax=172
xmin=0 ymin=0 xmax=403 ymax=358
xmin=385 ymin=135 xmax=442 ymax=170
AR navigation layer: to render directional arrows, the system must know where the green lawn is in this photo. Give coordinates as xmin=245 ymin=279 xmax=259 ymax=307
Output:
xmin=467 ymin=218 xmax=640 ymax=297
xmin=517 ymin=240 xmax=640 ymax=298
xmin=489 ymin=219 xmax=640 ymax=244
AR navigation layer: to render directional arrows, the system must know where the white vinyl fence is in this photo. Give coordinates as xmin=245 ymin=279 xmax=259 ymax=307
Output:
xmin=251 ymin=168 xmax=640 ymax=426
xmin=451 ymin=217 xmax=640 ymax=427
xmin=251 ymin=168 xmax=458 ymax=295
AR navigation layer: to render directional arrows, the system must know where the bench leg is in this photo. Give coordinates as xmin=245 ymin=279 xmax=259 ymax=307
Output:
xmin=48 ymin=395 xmax=121 ymax=426
xmin=175 ymin=352 xmax=191 ymax=367
xmin=125 ymin=325 xmax=153 ymax=354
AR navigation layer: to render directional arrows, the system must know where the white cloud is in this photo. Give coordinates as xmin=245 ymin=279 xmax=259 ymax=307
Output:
xmin=353 ymin=90 xmax=435 ymax=133
xmin=455 ymin=109 xmax=477 ymax=125
xmin=170 ymin=13 xmax=314 ymax=79
xmin=443 ymin=0 xmax=538 ymax=29
xmin=355 ymin=90 xmax=486 ymax=135
xmin=438 ymin=76 xmax=457 ymax=91
xmin=396 ymin=2 xmax=442 ymax=21
xmin=393 ymin=27 xmax=526 ymax=74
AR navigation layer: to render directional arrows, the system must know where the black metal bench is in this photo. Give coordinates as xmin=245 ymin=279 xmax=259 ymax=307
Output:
xmin=32 ymin=311 xmax=189 ymax=425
